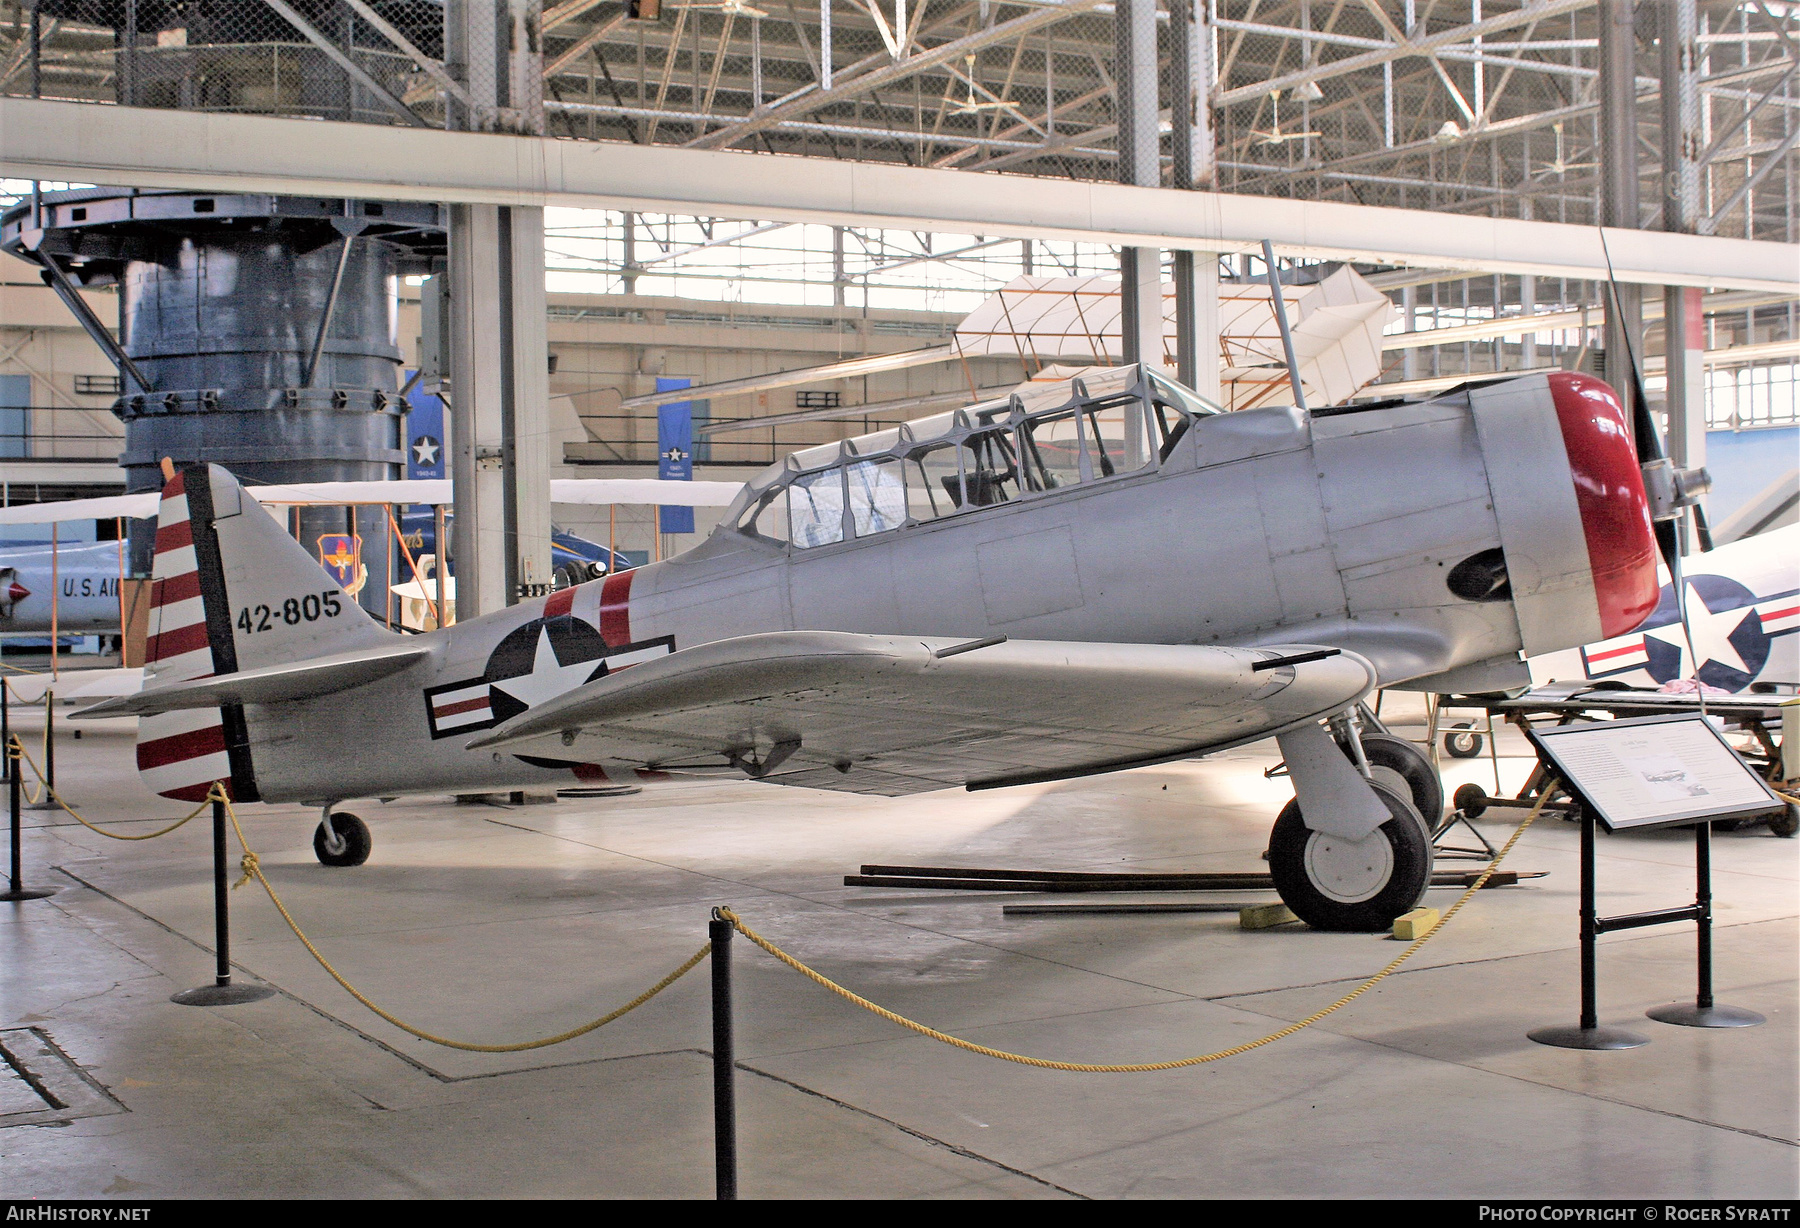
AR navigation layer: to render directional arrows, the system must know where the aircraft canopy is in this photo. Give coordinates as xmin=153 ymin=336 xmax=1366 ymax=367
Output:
xmin=722 ymin=365 xmax=1218 ymax=548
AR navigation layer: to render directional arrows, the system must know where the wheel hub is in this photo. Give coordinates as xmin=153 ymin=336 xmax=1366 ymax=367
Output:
xmin=1302 ymin=829 xmax=1394 ymax=903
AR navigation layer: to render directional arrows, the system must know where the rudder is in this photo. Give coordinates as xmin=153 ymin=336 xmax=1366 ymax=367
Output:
xmin=137 ymin=464 xmax=390 ymax=801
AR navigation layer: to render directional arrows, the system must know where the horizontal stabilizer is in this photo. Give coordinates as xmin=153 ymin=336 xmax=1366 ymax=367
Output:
xmin=74 ymin=642 xmax=430 ymax=718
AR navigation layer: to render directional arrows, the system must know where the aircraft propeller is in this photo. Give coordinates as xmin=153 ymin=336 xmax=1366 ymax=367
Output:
xmin=1599 ymin=242 xmax=1713 ymax=702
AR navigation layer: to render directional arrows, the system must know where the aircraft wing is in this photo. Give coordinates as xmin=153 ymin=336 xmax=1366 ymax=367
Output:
xmin=467 ymin=631 xmax=1377 ymax=796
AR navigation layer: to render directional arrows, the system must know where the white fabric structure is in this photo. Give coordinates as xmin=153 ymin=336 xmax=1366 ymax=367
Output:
xmin=0 ymin=479 xmax=747 ymax=525
xmin=954 ymin=268 xmax=1396 ymax=410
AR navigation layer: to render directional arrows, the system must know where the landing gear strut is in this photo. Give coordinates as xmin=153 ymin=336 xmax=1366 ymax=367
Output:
xmin=1267 ymin=780 xmax=1433 ymax=931
xmin=1267 ymin=711 xmax=1440 ymax=931
xmin=314 ymin=810 xmax=372 ymax=867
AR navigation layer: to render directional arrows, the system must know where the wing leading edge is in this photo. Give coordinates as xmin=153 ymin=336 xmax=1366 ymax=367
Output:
xmin=468 ymin=631 xmax=1377 ymax=796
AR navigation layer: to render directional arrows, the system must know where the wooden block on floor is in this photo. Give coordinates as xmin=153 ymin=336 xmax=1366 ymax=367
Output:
xmin=1392 ymin=907 xmax=1440 ymax=940
xmin=1239 ymin=902 xmax=1297 ymax=930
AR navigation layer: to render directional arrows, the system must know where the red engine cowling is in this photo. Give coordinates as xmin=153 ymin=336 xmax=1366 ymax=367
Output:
xmin=1544 ymin=372 xmax=1661 ymax=639
xmin=1466 ymin=372 xmax=1660 ymax=658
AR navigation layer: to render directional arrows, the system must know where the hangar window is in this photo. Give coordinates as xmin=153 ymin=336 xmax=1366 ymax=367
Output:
xmin=790 ymin=467 xmax=847 ymax=548
xmin=847 ymin=457 xmax=907 ymax=536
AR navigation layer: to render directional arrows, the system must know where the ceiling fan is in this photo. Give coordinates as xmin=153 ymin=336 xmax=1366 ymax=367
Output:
xmin=950 ymin=54 xmax=1024 ymax=116
xmin=1249 ymin=89 xmax=1321 ymax=146
xmin=1540 ymin=121 xmax=1597 ymax=176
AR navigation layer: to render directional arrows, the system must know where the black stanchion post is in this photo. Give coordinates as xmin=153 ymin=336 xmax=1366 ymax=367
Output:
xmin=1529 ymin=804 xmax=1649 ymax=1049
xmin=25 ymin=691 xmax=57 ymax=812
xmin=1579 ymin=805 xmax=1598 ymax=1031
xmin=2 ymin=737 xmax=54 ymax=902
xmin=210 ymin=794 xmax=230 ymax=986
xmin=171 ymin=787 xmax=272 ymax=1007
xmin=1695 ymin=818 xmax=1713 ymax=1011
xmin=710 ymin=910 xmax=738 ymax=1201
xmin=1646 ymin=819 xmax=1765 ymax=1028
xmin=2 ymin=679 xmax=11 ymax=783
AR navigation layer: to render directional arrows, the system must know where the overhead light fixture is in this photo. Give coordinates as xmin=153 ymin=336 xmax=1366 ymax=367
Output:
xmin=1291 ymin=80 xmax=1324 ymax=103
xmin=1434 ymin=120 xmax=1464 ymax=143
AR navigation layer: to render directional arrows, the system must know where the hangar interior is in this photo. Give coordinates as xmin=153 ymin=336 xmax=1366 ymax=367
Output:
xmin=0 ymin=0 xmax=1796 ymax=1202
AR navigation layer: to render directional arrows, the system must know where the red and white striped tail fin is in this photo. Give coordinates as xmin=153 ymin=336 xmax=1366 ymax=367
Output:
xmin=136 ymin=469 xmax=235 ymax=802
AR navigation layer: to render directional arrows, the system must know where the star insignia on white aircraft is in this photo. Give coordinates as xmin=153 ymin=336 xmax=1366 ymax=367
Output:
xmin=412 ymin=436 xmax=440 ymax=467
xmin=1644 ymin=581 xmax=1755 ymax=680
xmin=489 ymin=625 xmax=604 ymax=711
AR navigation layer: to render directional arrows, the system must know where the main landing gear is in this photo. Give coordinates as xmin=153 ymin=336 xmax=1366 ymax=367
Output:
xmin=1266 ymin=714 xmax=1441 ymax=931
xmin=314 ymin=810 xmax=372 ymax=867
xmin=1267 ymin=781 xmax=1433 ymax=931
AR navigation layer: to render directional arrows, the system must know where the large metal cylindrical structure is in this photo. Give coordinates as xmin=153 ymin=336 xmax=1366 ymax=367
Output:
xmin=1 ymin=189 xmax=444 ymax=596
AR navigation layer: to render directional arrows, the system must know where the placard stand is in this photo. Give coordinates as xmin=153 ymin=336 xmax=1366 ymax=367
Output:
xmin=1523 ymin=714 xmax=1775 ymax=1051
xmin=1526 ymin=804 xmax=1653 ymax=1050
xmin=1643 ymin=816 xmax=1765 ymax=1029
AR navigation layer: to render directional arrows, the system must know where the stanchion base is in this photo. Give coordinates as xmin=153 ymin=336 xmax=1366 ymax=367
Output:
xmin=0 ymin=886 xmax=56 ymax=901
xmin=1528 ymin=1023 xmax=1651 ymax=1050
xmin=170 ymin=983 xmax=275 ymax=1007
xmin=1646 ymin=1002 xmax=1765 ymax=1028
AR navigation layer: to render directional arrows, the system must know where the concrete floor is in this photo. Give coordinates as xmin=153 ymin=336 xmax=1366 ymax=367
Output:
xmin=2 ymin=700 xmax=1795 ymax=1199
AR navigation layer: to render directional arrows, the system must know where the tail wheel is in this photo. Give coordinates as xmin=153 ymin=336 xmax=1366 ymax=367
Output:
xmin=1357 ymin=733 xmax=1445 ymax=828
xmin=1771 ymin=803 xmax=1799 ymax=839
xmin=1444 ymin=723 xmax=1485 ymax=759
xmin=1268 ymin=782 xmax=1434 ymax=932
xmin=1453 ymin=782 xmax=1489 ymax=818
xmin=313 ymin=812 xmax=372 ymax=867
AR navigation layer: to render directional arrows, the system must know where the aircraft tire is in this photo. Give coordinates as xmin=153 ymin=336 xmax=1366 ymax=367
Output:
xmin=1769 ymin=803 xmax=1798 ymax=839
xmin=1453 ymin=782 xmax=1489 ymax=818
xmin=1358 ymin=734 xmax=1445 ymax=829
xmin=1268 ymin=782 xmax=1434 ymax=932
xmin=1443 ymin=724 xmax=1485 ymax=759
xmin=313 ymin=813 xmax=372 ymax=867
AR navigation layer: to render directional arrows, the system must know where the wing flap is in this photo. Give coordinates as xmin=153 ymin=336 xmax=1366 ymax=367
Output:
xmin=470 ymin=632 xmax=1376 ymax=796
xmin=73 ymin=642 xmax=431 ymax=718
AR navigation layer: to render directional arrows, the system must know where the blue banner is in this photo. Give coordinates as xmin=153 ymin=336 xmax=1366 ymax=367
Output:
xmin=405 ymin=377 xmax=446 ymax=481
xmin=656 ymin=376 xmax=694 ymax=535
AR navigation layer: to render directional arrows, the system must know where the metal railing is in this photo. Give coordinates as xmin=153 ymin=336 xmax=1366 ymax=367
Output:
xmin=0 ymin=406 xmax=124 ymax=463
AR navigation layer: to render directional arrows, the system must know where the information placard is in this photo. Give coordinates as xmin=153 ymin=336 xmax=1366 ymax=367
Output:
xmin=1527 ymin=713 xmax=1783 ymax=831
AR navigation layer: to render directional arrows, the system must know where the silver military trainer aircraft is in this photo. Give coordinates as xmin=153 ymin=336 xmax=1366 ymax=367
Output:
xmin=80 ymin=364 xmax=1664 ymax=931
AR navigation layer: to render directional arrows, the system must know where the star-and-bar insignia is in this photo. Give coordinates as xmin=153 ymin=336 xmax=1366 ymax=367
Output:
xmin=424 ymin=633 xmax=675 ymax=740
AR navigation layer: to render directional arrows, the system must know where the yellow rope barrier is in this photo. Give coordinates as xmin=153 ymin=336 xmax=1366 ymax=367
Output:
xmin=8 ymin=737 xmax=209 ymax=840
xmin=216 ymin=787 xmax=710 ymax=1053
xmin=720 ymin=791 xmax=1554 ymax=1073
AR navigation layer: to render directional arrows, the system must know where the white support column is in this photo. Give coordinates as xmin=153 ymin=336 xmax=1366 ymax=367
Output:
xmin=448 ymin=202 xmax=508 ymax=620
xmin=1599 ymin=0 xmax=1642 ymax=411
xmin=1114 ymin=0 xmax=1162 ymax=373
xmin=508 ymin=206 xmax=554 ymax=599
xmin=1171 ymin=0 xmax=1220 ymax=401
xmin=448 ymin=0 xmax=551 ymax=615
xmin=1520 ymin=195 xmax=1537 ymax=369
xmin=1661 ymin=0 xmax=1706 ymax=536
xmin=504 ymin=2 xmax=552 ymax=599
